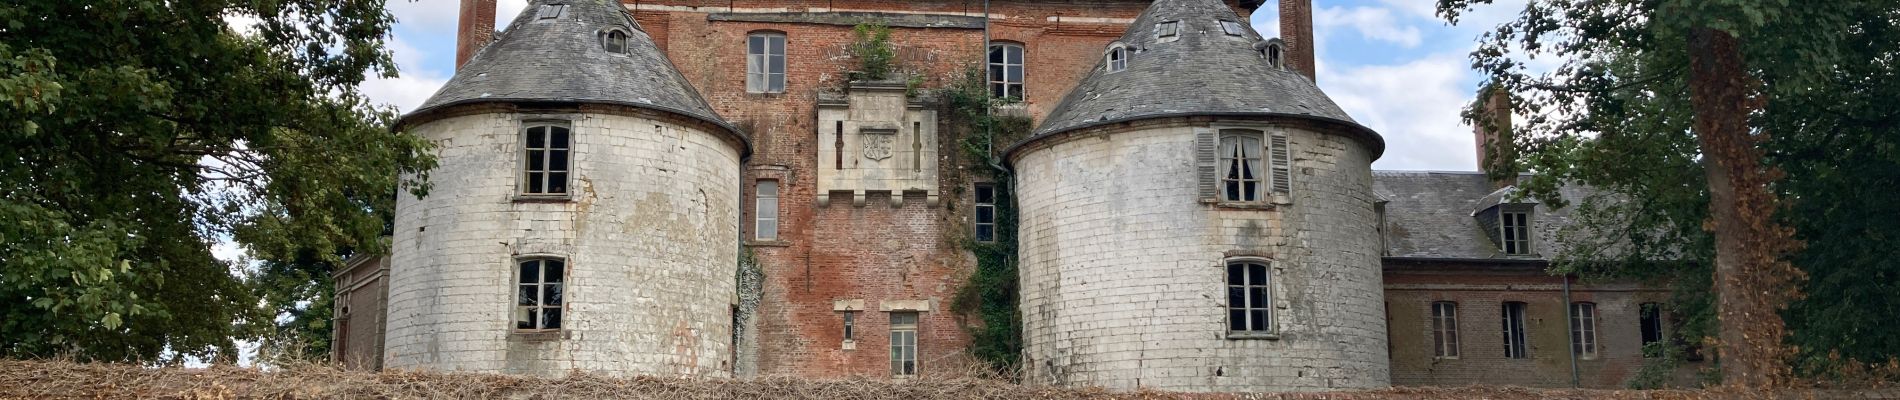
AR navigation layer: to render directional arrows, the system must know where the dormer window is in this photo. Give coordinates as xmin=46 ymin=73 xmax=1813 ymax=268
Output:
xmin=536 ymin=4 xmax=567 ymax=20
xmin=1220 ymin=20 xmax=1245 ymax=36
xmin=603 ymin=30 xmax=628 ymax=54
xmin=1157 ymin=21 xmax=1180 ymax=38
xmin=1105 ymin=46 xmax=1127 ymax=73
xmin=1500 ymin=209 xmax=1531 ymax=255
xmin=1265 ymin=42 xmax=1284 ymax=69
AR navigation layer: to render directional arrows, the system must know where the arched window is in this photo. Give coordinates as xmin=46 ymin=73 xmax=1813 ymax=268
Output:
xmin=1105 ymin=46 xmax=1127 ymax=73
xmin=603 ymin=30 xmax=628 ymax=54
xmin=1266 ymin=43 xmax=1283 ymax=69
xmin=988 ymin=43 xmax=1025 ymax=99
xmin=746 ymin=32 xmax=786 ymax=93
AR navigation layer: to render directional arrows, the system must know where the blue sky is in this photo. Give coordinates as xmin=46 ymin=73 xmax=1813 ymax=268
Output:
xmin=364 ymin=0 xmax=1535 ymax=172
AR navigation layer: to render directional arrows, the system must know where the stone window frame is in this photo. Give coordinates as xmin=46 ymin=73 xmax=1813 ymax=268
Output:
xmin=1431 ymin=301 xmax=1461 ymax=359
xmin=515 ymin=118 xmax=576 ymax=202
xmin=888 ymin=311 xmax=920 ymax=377
xmin=754 ymin=179 xmax=779 ymax=241
xmin=973 ymin=183 xmax=997 ymax=243
xmin=987 ymin=41 xmax=1026 ymax=101
xmin=512 ymin=255 xmax=569 ymax=335
xmin=1502 ymin=301 xmax=1530 ymax=359
xmin=1570 ymin=301 xmax=1599 ymax=360
xmin=1223 ymin=256 xmax=1281 ymax=340
xmin=1261 ymin=38 xmax=1286 ymax=70
xmin=1104 ymin=44 xmax=1128 ymax=74
xmin=745 ymin=31 xmax=787 ymax=94
xmin=601 ymin=28 xmax=630 ymax=55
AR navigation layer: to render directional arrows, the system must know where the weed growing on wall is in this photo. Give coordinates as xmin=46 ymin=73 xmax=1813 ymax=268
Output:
xmin=943 ymin=65 xmax=1034 ymax=374
xmin=848 ymin=23 xmax=897 ymax=81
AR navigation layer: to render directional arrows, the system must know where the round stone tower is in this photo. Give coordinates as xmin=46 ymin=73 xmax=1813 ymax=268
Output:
xmin=1005 ymin=0 xmax=1388 ymax=391
xmin=386 ymin=0 xmax=749 ymax=377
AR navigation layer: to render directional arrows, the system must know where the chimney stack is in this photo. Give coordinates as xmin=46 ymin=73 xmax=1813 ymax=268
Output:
xmin=456 ymin=0 xmax=499 ymax=69
xmin=1278 ymin=0 xmax=1316 ymax=82
xmin=1474 ymin=87 xmax=1517 ymax=188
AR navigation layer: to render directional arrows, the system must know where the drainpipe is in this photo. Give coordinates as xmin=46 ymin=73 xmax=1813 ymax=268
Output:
xmin=981 ymin=0 xmax=1010 ymax=176
xmin=1563 ymin=273 xmax=1580 ymax=387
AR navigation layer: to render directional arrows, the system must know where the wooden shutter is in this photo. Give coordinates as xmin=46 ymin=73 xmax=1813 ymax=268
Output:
xmin=1269 ymin=131 xmax=1291 ymax=195
xmin=1195 ymin=128 xmax=1218 ymax=201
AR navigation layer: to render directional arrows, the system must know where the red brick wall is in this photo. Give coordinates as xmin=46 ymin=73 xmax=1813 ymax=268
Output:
xmin=1383 ymin=263 xmax=1703 ymax=388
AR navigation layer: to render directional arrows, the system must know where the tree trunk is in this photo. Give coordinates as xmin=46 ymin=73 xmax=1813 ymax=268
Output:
xmin=1685 ymin=27 xmax=1804 ymax=388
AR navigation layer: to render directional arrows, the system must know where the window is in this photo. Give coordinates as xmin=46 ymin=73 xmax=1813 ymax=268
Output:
xmin=754 ymin=180 xmax=779 ymax=240
xmin=890 ymin=312 xmax=919 ymax=376
xmin=1219 ymin=130 xmax=1264 ymax=202
xmin=1500 ymin=210 xmax=1531 ymax=255
xmin=1220 ymin=20 xmax=1245 ymax=36
xmin=1640 ymin=303 xmax=1664 ymax=357
xmin=1502 ymin=301 xmax=1528 ymax=359
xmin=604 ymin=30 xmax=628 ymax=54
xmin=1226 ymin=261 xmax=1272 ymax=333
xmin=1571 ymin=302 xmax=1598 ymax=359
xmin=1157 ymin=21 xmax=1180 ymax=38
xmin=1265 ymin=42 xmax=1284 ymax=68
xmin=1105 ymin=46 xmax=1127 ymax=73
xmin=746 ymin=33 xmax=786 ymax=93
xmin=974 ymin=184 xmax=996 ymax=242
xmin=522 ymin=123 xmax=571 ymax=195
xmin=988 ymin=43 xmax=1024 ymax=99
xmin=842 ymin=311 xmax=857 ymax=341
xmin=1432 ymin=302 xmax=1460 ymax=358
xmin=515 ymin=258 xmax=565 ymax=331
xmin=536 ymin=4 xmax=566 ymax=20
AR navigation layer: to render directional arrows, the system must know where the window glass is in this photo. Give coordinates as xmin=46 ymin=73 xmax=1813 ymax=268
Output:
xmin=536 ymin=4 xmax=566 ymax=19
xmin=605 ymin=30 xmax=627 ymax=53
xmin=843 ymin=311 xmax=856 ymax=341
xmin=1432 ymin=302 xmax=1460 ymax=358
xmin=1226 ymin=261 xmax=1272 ymax=333
xmin=523 ymin=123 xmax=571 ymax=195
xmin=756 ymin=180 xmax=779 ymax=240
xmin=890 ymin=312 xmax=919 ymax=376
xmin=1501 ymin=210 xmax=1531 ymax=254
xmin=1219 ymin=130 xmax=1264 ymax=202
xmin=1502 ymin=302 xmax=1528 ymax=358
xmin=1220 ymin=20 xmax=1245 ymax=36
xmin=1106 ymin=47 xmax=1127 ymax=73
xmin=516 ymin=259 xmax=565 ymax=330
xmin=1571 ymin=302 xmax=1598 ymax=358
xmin=747 ymin=33 xmax=786 ymax=93
xmin=974 ymin=184 xmax=996 ymax=242
xmin=988 ymin=43 xmax=1025 ymax=99
xmin=1158 ymin=21 xmax=1179 ymax=37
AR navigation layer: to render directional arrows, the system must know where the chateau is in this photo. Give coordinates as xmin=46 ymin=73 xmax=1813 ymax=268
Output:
xmin=330 ymin=0 xmax=1697 ymax=391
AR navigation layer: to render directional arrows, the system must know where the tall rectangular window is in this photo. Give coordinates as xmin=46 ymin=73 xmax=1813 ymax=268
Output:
xmin=1500 ymin=210 xmax=1531 ymax=255
xmin=522 ymin=123 xmax=571 ymax=195
xmin=1502 ymin=301 xmax=1528 ymax=359
xmin=974 ymin=184 xmax=996 ymax=242
xmin=747 ymin=33 xmax=786 ymax=93
xmin=1432 ymin=301 xmax=1460 ymax=358
xmin=988 ymin=43 xmax=1024 ymax=99
xmin=1640 ymin=302 xmax=1665 ymax=357
xmin=755 ymin=180 xmax=778 ymax=240
xmin=842 ymin=311 xmax=857 ymax=341
xmin=1226 ymin=261 xmax=1272 ymax=333
xmin=516 ymin=259 xmax=565 ymax=331
xmin=1571 ymin=302 xmax=1598 ymax=359
xmin=1219 ymin=130 xmax=1264 ymax=202
xmin=890 ymin=312 xmax=918 ymax=376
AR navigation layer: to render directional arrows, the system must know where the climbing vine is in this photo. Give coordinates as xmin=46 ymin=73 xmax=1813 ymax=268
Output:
xmin=942 ymin=64 xmax=1035 ymax=374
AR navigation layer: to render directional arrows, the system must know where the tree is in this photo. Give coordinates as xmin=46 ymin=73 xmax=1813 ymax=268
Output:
xmin=0 ymin=0 xmax=432 ymax=363
xmin=1437 ymin=0 xmax=1895 ymax=386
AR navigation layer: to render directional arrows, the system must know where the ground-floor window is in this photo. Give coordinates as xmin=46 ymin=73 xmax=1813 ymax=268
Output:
xmin=890 ymin=312 xmax=918 ymax=376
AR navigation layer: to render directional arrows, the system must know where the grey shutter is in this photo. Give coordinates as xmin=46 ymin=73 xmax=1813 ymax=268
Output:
xmin=1195 ymin=128 xmax=1218 ymax=201
xmin=1269 ymin=131 xmax=1291 ymax=195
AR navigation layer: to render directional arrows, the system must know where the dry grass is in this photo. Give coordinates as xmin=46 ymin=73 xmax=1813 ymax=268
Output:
xmin=0 ymin=359 xmax=1893 ymax=399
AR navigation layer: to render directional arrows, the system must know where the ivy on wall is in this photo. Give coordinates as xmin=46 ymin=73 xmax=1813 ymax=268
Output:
xmin=942 ymin=65 xmax=1035 ymax=374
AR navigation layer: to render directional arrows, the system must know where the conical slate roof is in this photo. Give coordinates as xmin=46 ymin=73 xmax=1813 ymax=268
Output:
xmin=403 ymin=0 xmax=736 ymax=137
xmin=1025 ymin=0 xmax=1378 ymax=144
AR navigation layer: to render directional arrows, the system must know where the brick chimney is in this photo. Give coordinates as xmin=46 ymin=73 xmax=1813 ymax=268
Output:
xmin=1473 ymin=87 xmax=1517 ymax=187
xmin=456 ymin=0 xmax=498 ymax=69
xmin=1278 ymin=0 xmax=1316 ymax=82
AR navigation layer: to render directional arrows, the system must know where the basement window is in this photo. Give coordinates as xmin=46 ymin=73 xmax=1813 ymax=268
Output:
xmin=1220 ymin=20 xmax=1246 ymax=36
xmin=536 ymin=4 xmax=566 ymax=20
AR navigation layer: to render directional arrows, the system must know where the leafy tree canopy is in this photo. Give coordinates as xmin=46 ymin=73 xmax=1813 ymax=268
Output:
xmin=1437 ymin=0 xmax=1900 ymax=382
xmin=0 ymin=0 xmax=433 ymax=363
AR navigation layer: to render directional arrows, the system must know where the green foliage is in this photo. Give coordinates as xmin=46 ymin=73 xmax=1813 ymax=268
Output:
xmin=944 ymin=64 xmax=1032 ymax=373
xmin=1439 ymin=0 xmax=1900 ymax=378
xmin=0 ymin=0 xmax=434 ymax=363
xmin=848 ymin=23 xmax=897 ymax=82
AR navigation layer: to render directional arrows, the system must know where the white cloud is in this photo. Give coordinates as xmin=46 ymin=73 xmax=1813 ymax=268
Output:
xmin=1314 ymin=6 xmax=1423 ymax=48
xmin=362 ymin=37 xmax=449 ymax=113
xmin=1318 ymin=53 xmax=1478 ymax=171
